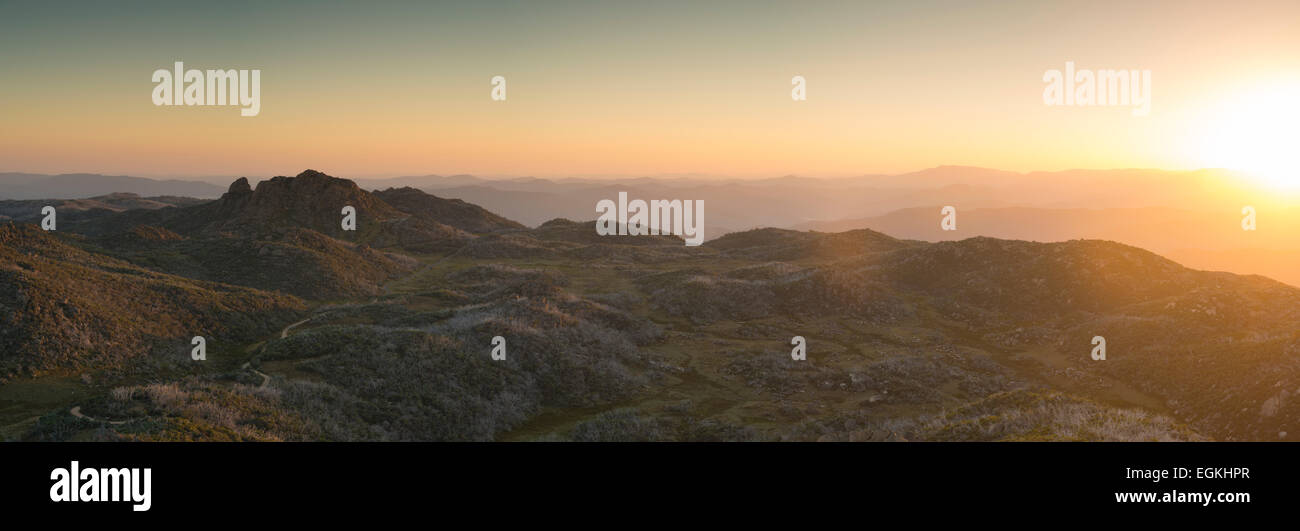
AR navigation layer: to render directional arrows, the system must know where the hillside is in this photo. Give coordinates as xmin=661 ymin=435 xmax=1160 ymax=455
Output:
xmin=793 ymin=205 xmax=1300 ymax=287
xmin=371 ymin=186 xmax=526 ymax=233
xmin=0 ymin=222 xmax=305 ymax=380
xmin=88 ymin=226 xmax=419 ymax=300
xmin=57 ymin=171 xmax=495 ymax=298
xmin=0 ymin=193 xmax=205 ymax=224
xmin=695 ymin=231 xmax=1300 ymax=440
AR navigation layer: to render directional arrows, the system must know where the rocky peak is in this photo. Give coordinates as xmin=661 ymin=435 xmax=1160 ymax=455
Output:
xmin=227 ymin=177 xmax=253 ymax=196
xmin=201 ymin=170 xmax=401 ymax=239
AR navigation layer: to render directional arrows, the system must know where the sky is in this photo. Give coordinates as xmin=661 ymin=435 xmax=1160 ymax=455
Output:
xmin=1 ymin=0 xmax=1298 ymax=180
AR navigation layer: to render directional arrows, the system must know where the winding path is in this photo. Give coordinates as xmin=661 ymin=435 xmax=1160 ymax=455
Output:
xmin=278 ymin=317 xmax=312 ymax=340
xmin=65 ymin=248 xmax=451 ymax=425
xmin=239 ymin=363 xmax=272 ymax=389
xmin=68 ymin=406 xmax=126 ymax=425
xmin=68 ymin=315 xmax=313 ymax=423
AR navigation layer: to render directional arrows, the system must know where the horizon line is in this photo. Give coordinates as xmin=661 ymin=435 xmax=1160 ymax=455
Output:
xmin=0 ymin=165 xmax=1242 ymax=183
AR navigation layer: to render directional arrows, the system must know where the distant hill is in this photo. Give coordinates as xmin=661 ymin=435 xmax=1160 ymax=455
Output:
xmin=353 ymin=174 xmax=490 ymax=190
xmin=42 ymin=171 xmax=497 ymax=299
xmin=706 ymin=227 xmax=917 ymax=261
xmin=0 ymin=193 xmax=205 ymax=224
xmin=371 ymin=186 xmax=525 ymax=233
xmin=794 ymin=205 xmax=1300 ymax=287
xmin=57 ymin=171 xmax=465 ymax=299
xmin=176 ymin=171 xmax=406 ymax=238
xmin=69 ymin=170 xmax=476 ymax=252
xmin=0 ymin=173 xmax=225 ymax=200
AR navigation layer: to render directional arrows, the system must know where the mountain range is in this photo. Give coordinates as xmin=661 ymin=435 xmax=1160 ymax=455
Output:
xmin=2 ymin=168 xmax=1298 ymax=442
xmin=0 ymin=173 xmax=226 ymax=200
xmin=12 ymin=166 xmax=1289 ymax=287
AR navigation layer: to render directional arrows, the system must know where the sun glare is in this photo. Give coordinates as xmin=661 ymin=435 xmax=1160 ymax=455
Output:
xmin=1198 ymin=80 xmax=1300 ymax=190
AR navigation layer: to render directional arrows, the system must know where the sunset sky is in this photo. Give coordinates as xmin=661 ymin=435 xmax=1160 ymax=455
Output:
xmin=2 ymin=0 xmax=1298 ymax=182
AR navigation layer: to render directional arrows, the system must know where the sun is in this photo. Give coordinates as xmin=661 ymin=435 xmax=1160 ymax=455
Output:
xmin=1197 ymin=79 xmax=1300 ymax=190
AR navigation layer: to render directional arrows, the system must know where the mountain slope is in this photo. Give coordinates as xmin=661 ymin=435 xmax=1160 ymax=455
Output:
xmin=0 ymin=222 xmax=306 ymax=379
xmin=0 ymin=193 xmax=205 ymax=224
xmin=696 ymin=232 xmax=1300 ymax=440
xmin=89 ymin=226 xmax=419 ymax=300
xmin=371 ymin=187 xmax=526 ymax=233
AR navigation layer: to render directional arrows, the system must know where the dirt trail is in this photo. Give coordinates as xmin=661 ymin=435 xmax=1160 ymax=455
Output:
xmin=68 ymin=315 xmax=313 ymax=423
xmin=279 ymin=318 xmax=311 ymax=339
xmin=239 ymin=362 xmax=272 ymax=389
xmin=62 ymin=253 xmax=441 ymax=427
xmin=69 ymin=406 xmax=126 ymax=425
